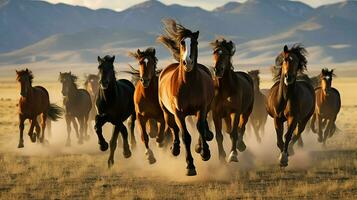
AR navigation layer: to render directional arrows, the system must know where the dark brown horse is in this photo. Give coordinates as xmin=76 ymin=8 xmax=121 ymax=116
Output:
xmin=127 ymin=47 xmax=168 ymax=164
xmin=59 ymin=72 xmax=92 ymax=146
xmin=248 ymin=70 xmax=267 ymax=143
xmin=157 ymin=19 xmax=214 ymax=176
xmin=266 ymin=44 xmax=315 ymax=167
xmin=95 ymin=55 xmax=136 ymax=168
xmin=210 ymin=39 xmax=254 ymax=162
xmin=310 ymin=68 xmax=341 ymax=145
xmin=84 ymin=74 xmax=99 ymax=126
xmin=16 ymin=69 xmax=63 ymax=148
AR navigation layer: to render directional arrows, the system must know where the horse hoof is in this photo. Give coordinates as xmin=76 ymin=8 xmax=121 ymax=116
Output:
xmin=195 ymin=144 xmax=202 ymax=154
xmin=123 ymin=149 xmax=132 ymax=158
xmin=108 ymin=159 xmax=114 ymax=168
xmin=228 ymin=151 xmax=238 ymax=162
xmin=30 ymin=134 xmax=36 ymax=143
xmin=99 ymin=141 xmax=109 ymax=151
xmin=318 ymin=136 xmax=323 ymax=143
xmin=17 ymin=142 xmax=24 ymax=148
xmin=288 ymin=146 xmax=295 ymax=156
xmin=201 ymin=149 xmax=211 ymax=161
xmin=205 ymin=130 xmax=214 ymax=141
xmin=170 ymin=143 xmax=180 ymax=156
xmin=186 ymin=168 xmax=197 ymax=176
xmin=130 ymin=142 xmax=136 ymax=150
xmin=279 ymin=152 xmax=288 ymax=167
xmin=145 ymin=149 xmax=156 ymax=164
xmin=237 ymin=140 xmax=246 ymax=152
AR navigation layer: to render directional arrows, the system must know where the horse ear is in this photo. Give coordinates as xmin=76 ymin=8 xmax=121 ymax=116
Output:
xmin=15 ymin=70 xmax=19 ymax=74
xmin=25 ymin=68 xmax=29 ymax=72
xmin=283 ymin=45 xmax=288 ymax=53
xmin=151 ymin=48 xmax=156 ymax=56
xmin=97 ymin=56 xmax=103 ymax=64
xmin=229 ymin=41 xmax=236 ymax=55
xmin=110 ymin=56 xmax=115 ymax=63
xmin=193 ymin=31 xmax=199 ymax=40
xmin=137 ymin=49 xmax=141 ymax=55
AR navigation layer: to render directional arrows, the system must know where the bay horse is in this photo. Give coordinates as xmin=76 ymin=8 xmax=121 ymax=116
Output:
xmin=84 ymin=74 xmax=99 ymax=127
xmin=310 ymin=68 xmax=341 ymax=145
xmin=127 ymin=47 xmax=168 ymax=164
xmin=59 ymin=72 xmax=92 ymax=146
xmin=266 ymin=44 xmax=315 ymax=167
xmin=16 ymin=69 xmax=63 ymax=148
xmin=248 ymin=70 xmax=267 ymax=143
xmin=95 ymin=55 xmax=136 ymax=168
xmin=210 ymin=39 xmax=254 ymax=162
xmin=157 ymin=19 xmax=214 ymax=176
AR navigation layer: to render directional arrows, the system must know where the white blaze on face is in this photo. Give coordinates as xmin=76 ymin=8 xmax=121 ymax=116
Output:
xmin=325 ymin=75 xmax=331 ymax=80
xmin=182 ymin=38 xmax=191 ymax=65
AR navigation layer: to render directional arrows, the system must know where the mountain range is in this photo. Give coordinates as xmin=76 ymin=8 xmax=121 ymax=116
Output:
xmin=0 ymin=0 xmax=356 ymax=66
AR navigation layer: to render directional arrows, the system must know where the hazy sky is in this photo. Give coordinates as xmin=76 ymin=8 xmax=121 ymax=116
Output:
xmin=45 ymin=0 xmax=346 ymax=11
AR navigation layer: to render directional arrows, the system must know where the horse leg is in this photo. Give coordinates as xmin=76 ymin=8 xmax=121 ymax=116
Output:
xmin=237 ymin=112 xmax=250 ymax=152
xmin=34 ymin=120 xmax=41 ymax=140
xmin=39 ymin=113 xmax=47 ymax=143
xmin=108 ymin=125 xmax=120 ymax=168
xmin=118 ymin=122 xmax=132 ymax=158
xmin=195 ymin=109 xmax=211 ymax=161
xmin=128 ymin=113 xmax=136 ymax=150
xmin=224 ymin=116 xmax=232 ymax=134
xmin=310 ymin=113 xmax=317 ymax=133
xmin=228 ymin=113 xmax=240 ymax=162
xmin=84 ymin=113 xmax=90 ymax=141
xmin=317 ymin=115 xmax=323 ymax=143
xmin=289 ymin=118 xmax=309 ymax=155
xmin=174 ymin=112 xmax=196 ymax=176
xmin=94 ymin=114 xmax=108 ymax=151
xmin=18 ymin=115 xmax=25 ymax=148
xmin=328 ymin=116 xmax=337 ymax=138
xmin=156 ymin=118 xmax=166 ymax=148
xmin=65 ymin=114 xmax=72 ymax=146
xmin=138 ymin=115 xmax=156 ymax=164
xmin=28 ymin=118 xmax=37 ymax=143
xmin=162 ymin=106 xmax=180 ymax=156
xmin=77 ymin=116 xmax=84 ymax=144
xmin=323 ymin=119 xmax=334 ymax=146
xmin=274 ymin=117 xmax=284 ymax=152
xmin=72 ymin=117 xmax=79 ymax=140
xmin=280 ymin=118 xmax=297 ymax=167
xmin=46 ymin=119 xmax=52 ymax=138
xmin=253 ymin=120 xmax=261 ymax=143
xmin=213 ymin=113 xmax=226 ymax=162
xmin=148 ymin=119 xmax=158 ymax=138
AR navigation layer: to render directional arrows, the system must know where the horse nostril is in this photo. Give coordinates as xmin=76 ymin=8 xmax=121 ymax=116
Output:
xmin=183 ymin=60 xmax=187 ymax=65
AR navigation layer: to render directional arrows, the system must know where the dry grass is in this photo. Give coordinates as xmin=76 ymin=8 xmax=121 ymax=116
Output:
xmin=0 ymin=77 xmax=356 ymax=199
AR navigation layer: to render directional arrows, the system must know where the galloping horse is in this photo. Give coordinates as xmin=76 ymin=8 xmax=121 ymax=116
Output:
xmin=310 ymin=68 xmax=341 ymax=145
xmin=59 ymin=72 xmax=92 ymax=146
xmin=266 ymin=44 xmax=315 ymax=167
xmin=210 ymin=39 xmax=254 ymax=162
xmin=95 ymin=55 xmax=136 ymax=167
xmin=16 ymin=69 xmax=63 ymax=148
xmin=248 ymin=70 xmax=267 ymax=143
xmin=157 ymin=19 xmax=214 ymax=176
xmin=84 ymin=74 xmax=100 ymax=127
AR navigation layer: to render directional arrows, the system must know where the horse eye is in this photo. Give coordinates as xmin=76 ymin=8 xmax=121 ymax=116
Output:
xmin=180 ymin=40 xmax=185 ymax=46
xmin=218 ymin=50 xmax=222 ymax=55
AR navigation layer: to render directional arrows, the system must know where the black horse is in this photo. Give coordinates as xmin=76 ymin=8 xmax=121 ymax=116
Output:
xmin=95 ymin=55 xmax=136 ymax=167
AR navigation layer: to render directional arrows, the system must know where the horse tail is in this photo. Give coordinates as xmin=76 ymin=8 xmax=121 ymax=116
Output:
xmin=47 ymin=103 xmax=64 ymax=121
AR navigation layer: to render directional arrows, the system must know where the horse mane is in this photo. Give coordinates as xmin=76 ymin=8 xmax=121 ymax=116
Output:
xmin=210 ymin=38 xmax=236 ymax=55
xmin=157 ymin=19 xmax=193 ymax=62
xmin=16 ymin=69 xmax=34 ymax=84
xmin=273 ymin=44 xmax=308 ymax=82
xmin=84 ymin=74 xmax=99 ymax=87
xmin=128 ymin=47 xmax=158 ymax=66
xmin=248 ymin=70 xmax=260 ymax=86
xmin=122 ymin=65 xmax=162 ymax=81
xmin=321 ymin=68 xmax=336 ymax=77
xmin=59 ymin=72 xmax=78 ymax=88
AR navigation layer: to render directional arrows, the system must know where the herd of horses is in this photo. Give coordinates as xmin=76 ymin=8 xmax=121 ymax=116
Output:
xmin=15 ymin=19 xmax=341 ymax=176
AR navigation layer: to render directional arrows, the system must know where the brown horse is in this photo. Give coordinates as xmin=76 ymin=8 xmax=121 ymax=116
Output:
xmin=59 ymin=72 xmax=92 ymax=146
xmin=157 ymin=19 xmax=214 ymax=176
xmin=210 ymin=39 xmax=254 ymax=162
xmin=127 ymin=47 xmax=167 ymax=164
xmin=310 ymin=68 xmax=341 ymax=145
xmin=248 ymin=70 xmax=268 ymax=143
xmin=266 ymin=44 xmax=315 ymax=167
xmin=16 ymin=69 xmax=63 ymax=148
xmin=84 ymin=74 xmax=99 ymax=125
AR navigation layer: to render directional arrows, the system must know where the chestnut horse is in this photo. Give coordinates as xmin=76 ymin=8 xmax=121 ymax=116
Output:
xmin=266 ymin=44 xmax=315 ymax=167
xmin=95 ymin=55 xmax=136 ymax=167
xmin=157 ymin=19 xmax=214 ymax=176
xmin=59 ymin=72 xmax=92 ymax=146
xmin=127 ymin=47 xmax=169 ymax=164
xmin=84 ymin=74 xmax=99 ymax=128
xmin=16 ymin=69 xmax=63 ymax=148
xmin=248 ymin=70 xmax=267 ymax=143
xmin=210 ymin=39 xmax=254 ymax=162
xmin=310 ymin=68 xmax=341 ymax=145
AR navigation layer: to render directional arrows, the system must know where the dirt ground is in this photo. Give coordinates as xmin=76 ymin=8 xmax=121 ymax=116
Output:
xmin=0 ymin=76 xmax=356 ymax=199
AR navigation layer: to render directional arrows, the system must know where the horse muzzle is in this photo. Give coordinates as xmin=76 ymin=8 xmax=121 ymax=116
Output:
xmin=140 ymin=78 xmax=151 ymax=88
xmin=183 ymin=59 xmax=194 ymax=72
xmin=284 ymin=74 xmax=294 ymax=86
xmin=100 ymin=81 xmax=109 ymax=89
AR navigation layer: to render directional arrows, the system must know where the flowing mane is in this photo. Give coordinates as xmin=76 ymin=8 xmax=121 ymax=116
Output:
xmin=157 ymin=19 xmax=194 ymax=62
xmin=210 ymin=38 xmax=236 ymax=55
xmin=59 ymin=72 xmax=79 ymax=88
xmin=273 ymin=44 xmax=308 ymax=82
xmin=16 ymin=69 xmax=34 ymax=84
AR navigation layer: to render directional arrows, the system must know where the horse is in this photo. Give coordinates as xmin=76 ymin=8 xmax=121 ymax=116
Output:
xmin=59 ymin=72 xmax=92 ymax=146
xmin=95 ymin=55 xmax=136 ymax=168
xmin=210 ymin=39 xmax=254 ymax=162
xmin=248 ymin=70 xmax=267 ymax=143
xmin=266 ymin=44 xmax=315 ymax=167
xmin=310 ymin=68 xmax=341 ymax=145
xmin=84 ymin=74 xmax=99 ymax=128
xmin=125 ymin=47 xmax=170 ymax=164
xmin=16 ymin=69 xmax=63 ymax=148
xmin=157 ymin=19 xmax=214 ymax=176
